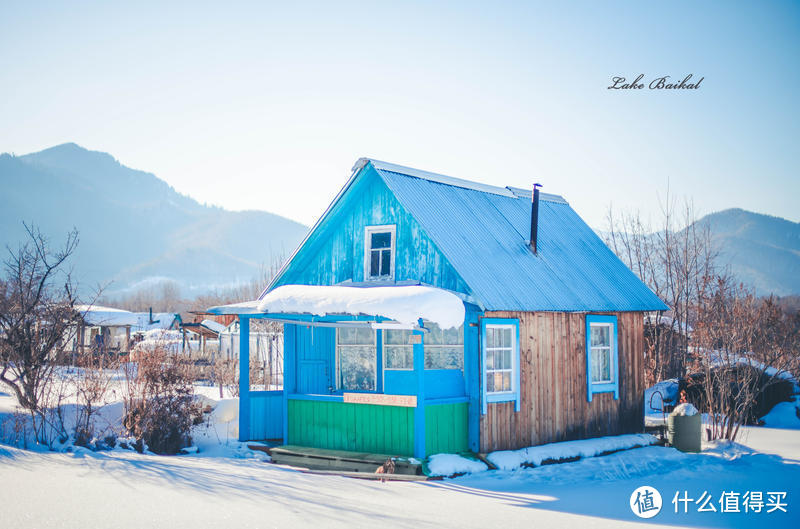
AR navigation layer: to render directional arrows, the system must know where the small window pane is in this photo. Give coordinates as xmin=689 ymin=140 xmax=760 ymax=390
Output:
xmin=503 ymin=349 xmax=511 ymax=370
xmin=371 ymin=232 xmax=391 ymax=249
xmin=492 ymin=350 xmax=502 ymax=370
xmin=425 ymin=346 xmax=463 ymax=370
xmin=486 ymin=328 xmax=498 ymax=348
xmin=502 ymin=372 xmax=512 ymax=391
xmin=370 ymin=251 xmax=380 ymax=277
xmin=591 ymin=325 xmax=610 ymax=347
xmin=380 ymin=249 xmax=391 ymax=276
xmin=384 ymin=329 xmax=411 ymax=345
xmin=337 ymin=327 xmax=373 ymax=345
xmin=591 ymin=348 xmax=611 ymax=383
xmin=339 ymin=346 xmax=376 ymax=391
xmin=426 ymin=327 xmax=442 ymax=344
xmin=443 ymin=326 xmax=464 ymax=345
xmin=385 ymin=345 xmax=413 ymax=369
xmin=493 ymin=372 xmax=504 ymax=391
xmin=486 ymin=373 xmax=495 ymax=393
xmin=501 ymin=328 xmax=511 ymax=348
xmin=337 ymin=327 xmax=356 ymax=345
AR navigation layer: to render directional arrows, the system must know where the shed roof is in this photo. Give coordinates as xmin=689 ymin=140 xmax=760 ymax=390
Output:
xmin=75 ymin=305 xmax=178 ymax=331
xmin=265 ymin=159 xmax=668 ymax=313
xmin=370 ymin=160 xmax=666 ymax=312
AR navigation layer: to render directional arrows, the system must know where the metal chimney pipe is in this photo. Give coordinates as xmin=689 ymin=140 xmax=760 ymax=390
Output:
xmin=530 ymin=183 xmax=542 ymax=254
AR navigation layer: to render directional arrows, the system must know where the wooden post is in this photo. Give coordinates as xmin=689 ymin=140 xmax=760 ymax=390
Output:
xmin=465 ymin=307 xmax=481 ymax=452
xmin=282 ymin=323 xmax=295 ymax=444
xmin=239 ymin=316 xmax=251 ymax=442
xmin=413 ymin=321 xmax=426 ymax=458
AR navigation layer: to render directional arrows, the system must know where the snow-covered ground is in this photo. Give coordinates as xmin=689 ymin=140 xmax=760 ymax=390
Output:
xmin=2 ymin=374 xmax=799 ymax=528
xmin=1 ymin=427 xmax=798 ymax=528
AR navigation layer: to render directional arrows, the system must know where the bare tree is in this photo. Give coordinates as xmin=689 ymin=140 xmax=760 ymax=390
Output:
xmin=606 ymin=194 xmax=717 ymax=384
xmin=0 ymin=224 xmax=79 ymax=444
xmin=72 ymin=348 xmax=120 ymax=446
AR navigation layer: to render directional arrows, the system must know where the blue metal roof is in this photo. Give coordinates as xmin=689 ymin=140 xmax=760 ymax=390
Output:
xmin=371 ymin=160 xmax=668 ymax=312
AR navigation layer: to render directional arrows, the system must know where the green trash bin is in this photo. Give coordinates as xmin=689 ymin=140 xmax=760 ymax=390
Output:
xmin=668 ymin=412 xmax=702 ymax=453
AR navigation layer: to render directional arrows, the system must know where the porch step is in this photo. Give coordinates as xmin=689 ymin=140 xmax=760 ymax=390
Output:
xmin=247 ymin=440 xmax=282 ymax=454
xmin=266 ymin=445 xmax=424 ymax=475
xmin=298 ymin=469 xmax=438 ymax=481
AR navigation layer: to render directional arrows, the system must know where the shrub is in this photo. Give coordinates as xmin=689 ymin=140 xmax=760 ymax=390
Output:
xmin=123 ymin=346 xmax=201 ymax=455
xmin=680 ymin=365 xmax=795 ymax=425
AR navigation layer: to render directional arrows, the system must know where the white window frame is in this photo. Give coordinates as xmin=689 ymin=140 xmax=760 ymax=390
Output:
xmin=480 ymin=319 xmax=521 ymax=414
xmin=484 ymin=324 xmax=516 ymax=396
xmin=364 ymin=224 xmax=396 ymax=281
xmin=585 ymin=314 xmax=620 ymax=402
xmin=335 ymin=327 xmax=378 ymax=392
xmin=382 ymin=328 xmax=414 ymax=371
xmin=589 ymin=322 xmax=614 ymax=384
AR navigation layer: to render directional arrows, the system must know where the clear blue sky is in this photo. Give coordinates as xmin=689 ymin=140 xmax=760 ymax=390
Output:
xmin=1 ymin=1 xmax=798 ymax=228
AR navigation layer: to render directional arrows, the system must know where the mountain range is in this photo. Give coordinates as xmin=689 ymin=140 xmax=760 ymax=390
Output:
xmin=1 ymin=143 xmax=798 ymax=298
xmin=0 ymin=143 xmax=308 ymax=297
xmin=697 ymin=208 xmax=800 ymax=296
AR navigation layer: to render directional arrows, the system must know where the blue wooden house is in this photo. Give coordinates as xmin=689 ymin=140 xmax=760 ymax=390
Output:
xmin=210 ymin=158 xmax=667 ymax=458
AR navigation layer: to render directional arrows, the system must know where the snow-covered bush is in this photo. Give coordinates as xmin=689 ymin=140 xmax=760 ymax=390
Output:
xmin=122 ymin=345 xmax=201 ymax=454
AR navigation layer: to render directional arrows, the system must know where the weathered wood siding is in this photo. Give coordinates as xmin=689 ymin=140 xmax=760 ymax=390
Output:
xmin=274 ymin=165 xmax=471 ymax=295
xmin=479 ymin=311 xmax=644 ymax=452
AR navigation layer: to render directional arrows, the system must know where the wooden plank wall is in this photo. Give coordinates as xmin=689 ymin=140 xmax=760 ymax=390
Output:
xmin=425 ymin=402 xmax=469 ymax=455
xmin=288 ymin=399 xmax=415 ymax=456
xmin=479 ymin=311 xmax=644 ymax=453
xmin=249 ymin=391 xmax=284 ymax=440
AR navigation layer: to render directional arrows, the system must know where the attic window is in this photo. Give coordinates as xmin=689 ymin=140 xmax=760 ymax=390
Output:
xmin=364 ymin=225 xmax=396 ymax=281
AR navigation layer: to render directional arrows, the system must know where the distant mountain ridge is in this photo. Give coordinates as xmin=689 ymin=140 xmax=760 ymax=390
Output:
xmin=0 ymin=143 xmax=308 ymax=297
xmin=696 ymin=208 xmax=800 ymax=296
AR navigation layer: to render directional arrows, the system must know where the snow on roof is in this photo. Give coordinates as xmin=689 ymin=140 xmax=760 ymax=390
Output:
xmin=200 ymin=319 xmax=226 ymax=334
xmin=256 ymin=285 xmax=465 ymax=328
xmin=75 ymin=304 xmax=140 ymax=326
xmin=75 ymin=305 xmax=176 ymax=331
xmin=207 ymin=300 xmax=262 ymax=316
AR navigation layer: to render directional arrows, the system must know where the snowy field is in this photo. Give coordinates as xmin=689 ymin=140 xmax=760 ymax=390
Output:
xmin=1 ymin=377 xmax=799 ymax=528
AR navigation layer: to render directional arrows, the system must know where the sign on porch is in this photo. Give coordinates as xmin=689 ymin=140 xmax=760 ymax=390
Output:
xmin=343 ymin=393 xmax=417 ymax=407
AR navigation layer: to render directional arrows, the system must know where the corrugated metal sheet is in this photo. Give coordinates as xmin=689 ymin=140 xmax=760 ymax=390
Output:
xmin=373 ymin=163 xmax=668 ymax=312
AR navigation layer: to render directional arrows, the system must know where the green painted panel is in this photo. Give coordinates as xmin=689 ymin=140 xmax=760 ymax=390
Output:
xmin=287 ymin=400 xmax=415 ymax=456
xmin=425 ymin=403 xmax=469 ymax=455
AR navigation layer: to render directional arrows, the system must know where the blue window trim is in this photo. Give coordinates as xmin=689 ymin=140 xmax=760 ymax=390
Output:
xmin=480 ymin=318 xmax=521 ymax=414
xmin=585 ymin=314 xmax=619 ymax=402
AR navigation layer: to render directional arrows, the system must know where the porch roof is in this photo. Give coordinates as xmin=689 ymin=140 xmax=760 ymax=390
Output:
xmin=208 ymin=284 xmax=465 ymax=329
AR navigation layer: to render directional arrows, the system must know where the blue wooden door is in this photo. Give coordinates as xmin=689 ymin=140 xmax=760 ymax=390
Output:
xmin=295 ymin=326 xmax=334 ymax=394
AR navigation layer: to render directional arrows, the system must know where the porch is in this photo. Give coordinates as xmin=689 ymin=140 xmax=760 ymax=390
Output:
xmin=210 ymin=285 xmax=480 ymax=459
